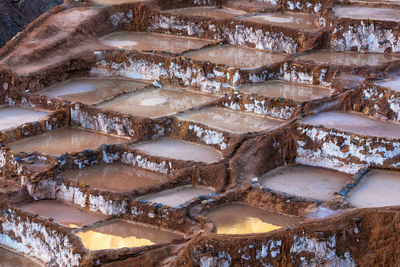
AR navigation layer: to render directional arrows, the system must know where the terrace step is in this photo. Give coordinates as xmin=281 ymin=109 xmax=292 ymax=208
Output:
xmin=300 ymin=111 xmax=400 ymax=139
xmin=75 ymin=219 xmax=183 ymax=251
xmin=260 ymin=165 xmax=351 ymax=201
xmin=3 ymin=0 xmax=400 ymax=265
xmin=239 ymin=80 xmax=332 ymax=102
xmin=99 ymin=32 xmax=213 ymax=54
xmin=375 ymin=75 xmax=400 ymax=92
xmin=205 ymin=203 xmax=299 ymax=234
xmin=166 ymin=7 xmax=247 ymax=19
xmin=239 ymin=12 xmax=321 ymax=31
xmin=97 ymin=87 xmax=218 ymax=118
xmin=333 ymin=5 xmax=400 ymax=22
xmin=137 ymin=185 xmax=214 ymax=208
xmin=60 ymin=162 xmax=172 ymax=193
xmin=178 ymin=106 xmax=285 ymax=134
xmin=130 ymin=137 xmax=223 ymax=164
xmin=340 ymin=0 xmax=400 ymax=7
xmin=297 ymin=111 xmax=400 ymax=173
xmin=39 ymin=77 xmax=149 ymax=106
xmin=91 ymin=0 xmax=152 ymax=5
xmin=183 ymin=45 xmax=288 ymax=69
xmin=348 ymin=169 xmax=400 ymax=208
xmin=7 ymin=126 xmax=129 ymax=155
xmin=0 ymin=105 xmax=49 ymax=131
xmin=295 ymin=50 xmax=400 ymax=67
xmin=17 ymin=199 xmax=107 ymax=228
xmin=224 ymin=0 xmax=279 ymax=12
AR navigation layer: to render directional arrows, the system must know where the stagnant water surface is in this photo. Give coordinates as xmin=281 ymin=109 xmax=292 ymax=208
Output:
xmin=178 ymin=107 xmax=285 ymax=133
xmin=184 ymin=45 xmax=287 ymax=69
xmin=334 ymin=73 xmax=366 ymax=89
xmin=261 ymin=165 xmax=351 ymax=201
xmin=305 ymin=206 xmax=347 ymax=220
xmin=347 ymin=0 xmax=400 ymax=5
xmin=239 ymin=80 xmax=331 ymax=102
xmin=137 ymin=185 xmax=214 ymax=208
xmin=76 ymin=220 xmax=182 ymax=250
xmin=0 ymin=106 xmax=49 ymax=131
xmin=17 ymin=200 xmax=106 ymax=228
xmin=349 ymin=0 xmax=400 ymax=2
xmin=0 ymin=247 xmax=41 ymax=267
xmin=98 ymin=87 xmax=218 ymax=118
xmin=206 ymin=203 xmax=298 ymax=234
xmin=60 ymin=163 xmax=171 ymax=192
xmin=39 ymin=78 xmax=148 ymax=105
xmin=301 ymin=111 xmax=400 ymax=139
xmin=241 ymin=12 xmax=320 ymax=30
xmin=296 ymin=50 xmax=399 ymax=66
xmin=333 ymin=5 xmax=400 ymax=22
xmin=92 ymin=0 xmax=152 ymax=4
xmin=130 ymin=137 xmax=223 ymax=163
xmin=7 ymin=127 xmax=129 ymax=155
xmin=167 ymin=6 xmax=247 ymax=19
xmin=375 ymin=75 xmax=400 ymax=92
xmin=100 ymin=32 xmax=212 ymax=53
xmin=349 ymin=169 xmax=400 ymax=208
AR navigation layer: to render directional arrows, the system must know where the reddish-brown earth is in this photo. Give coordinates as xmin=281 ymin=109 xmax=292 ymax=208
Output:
xmin=1 ymin=0 xmax=400 ymax=266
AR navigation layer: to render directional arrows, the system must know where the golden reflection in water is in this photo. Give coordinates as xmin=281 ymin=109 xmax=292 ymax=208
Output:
xmin=76 ymin=230 xmax=155 ymax=250
xmin=216 ymin=217 xmax=282 ymax=235
xmin=67 ymin=223 xmax=80 ymax=228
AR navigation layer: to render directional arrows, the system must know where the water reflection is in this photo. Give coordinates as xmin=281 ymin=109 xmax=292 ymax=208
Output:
xmin=76 ymin=220 xmax=182 ymax=250
xmin=206 ymin=203 xmax=298 ymax=235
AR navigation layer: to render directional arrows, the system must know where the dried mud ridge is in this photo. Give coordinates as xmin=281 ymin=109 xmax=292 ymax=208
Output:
xmin=1 ymin=0 xmax=400 ymax=266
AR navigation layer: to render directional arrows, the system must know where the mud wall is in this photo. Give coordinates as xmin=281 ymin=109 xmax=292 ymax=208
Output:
xmin=222 ymin=91 xmax=300 ymax=120
xmin=146 ymin=12 xmax=323 ymax=54
xmin=155 ymin=0 xmax=218 ymax=10
xmin=170 ymin=118 xmax=242 ymax=156
xmin=0 ymin=208 xmax=84 ymax=266
xmin=177 ymin=208 xmax=400 ymax=266
xmin=90 ymin=49 xmax=241 ymax=93
xmin=229 ymin=127 xmax=297 ymax=185
xmin=24 ymin=168 xmax=204 ymax=234
xmin=343 ymin=82 xmax=400 ymax=122
xmin=296 ymin=124 xmax=400 ymax=173
xmin=330 ymin=18 xmax=400 ymax=53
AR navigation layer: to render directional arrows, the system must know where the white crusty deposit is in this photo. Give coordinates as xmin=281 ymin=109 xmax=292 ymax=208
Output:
xmin=331 ymin=22 xmax=400 ymax=53
xmin=148 ymin=15 xmax=298 ymax=54
xmin=0 ymin=209 xmax=82 ymax=266
xmin=296 ymin=126 xmax=400 ymax=173
xmin=91 ymin=55 xmax=240 ymax=93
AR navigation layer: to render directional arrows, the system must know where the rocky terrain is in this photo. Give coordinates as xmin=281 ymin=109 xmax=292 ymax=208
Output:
xmin=0 ymin=0 xmax=63 ymax=47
